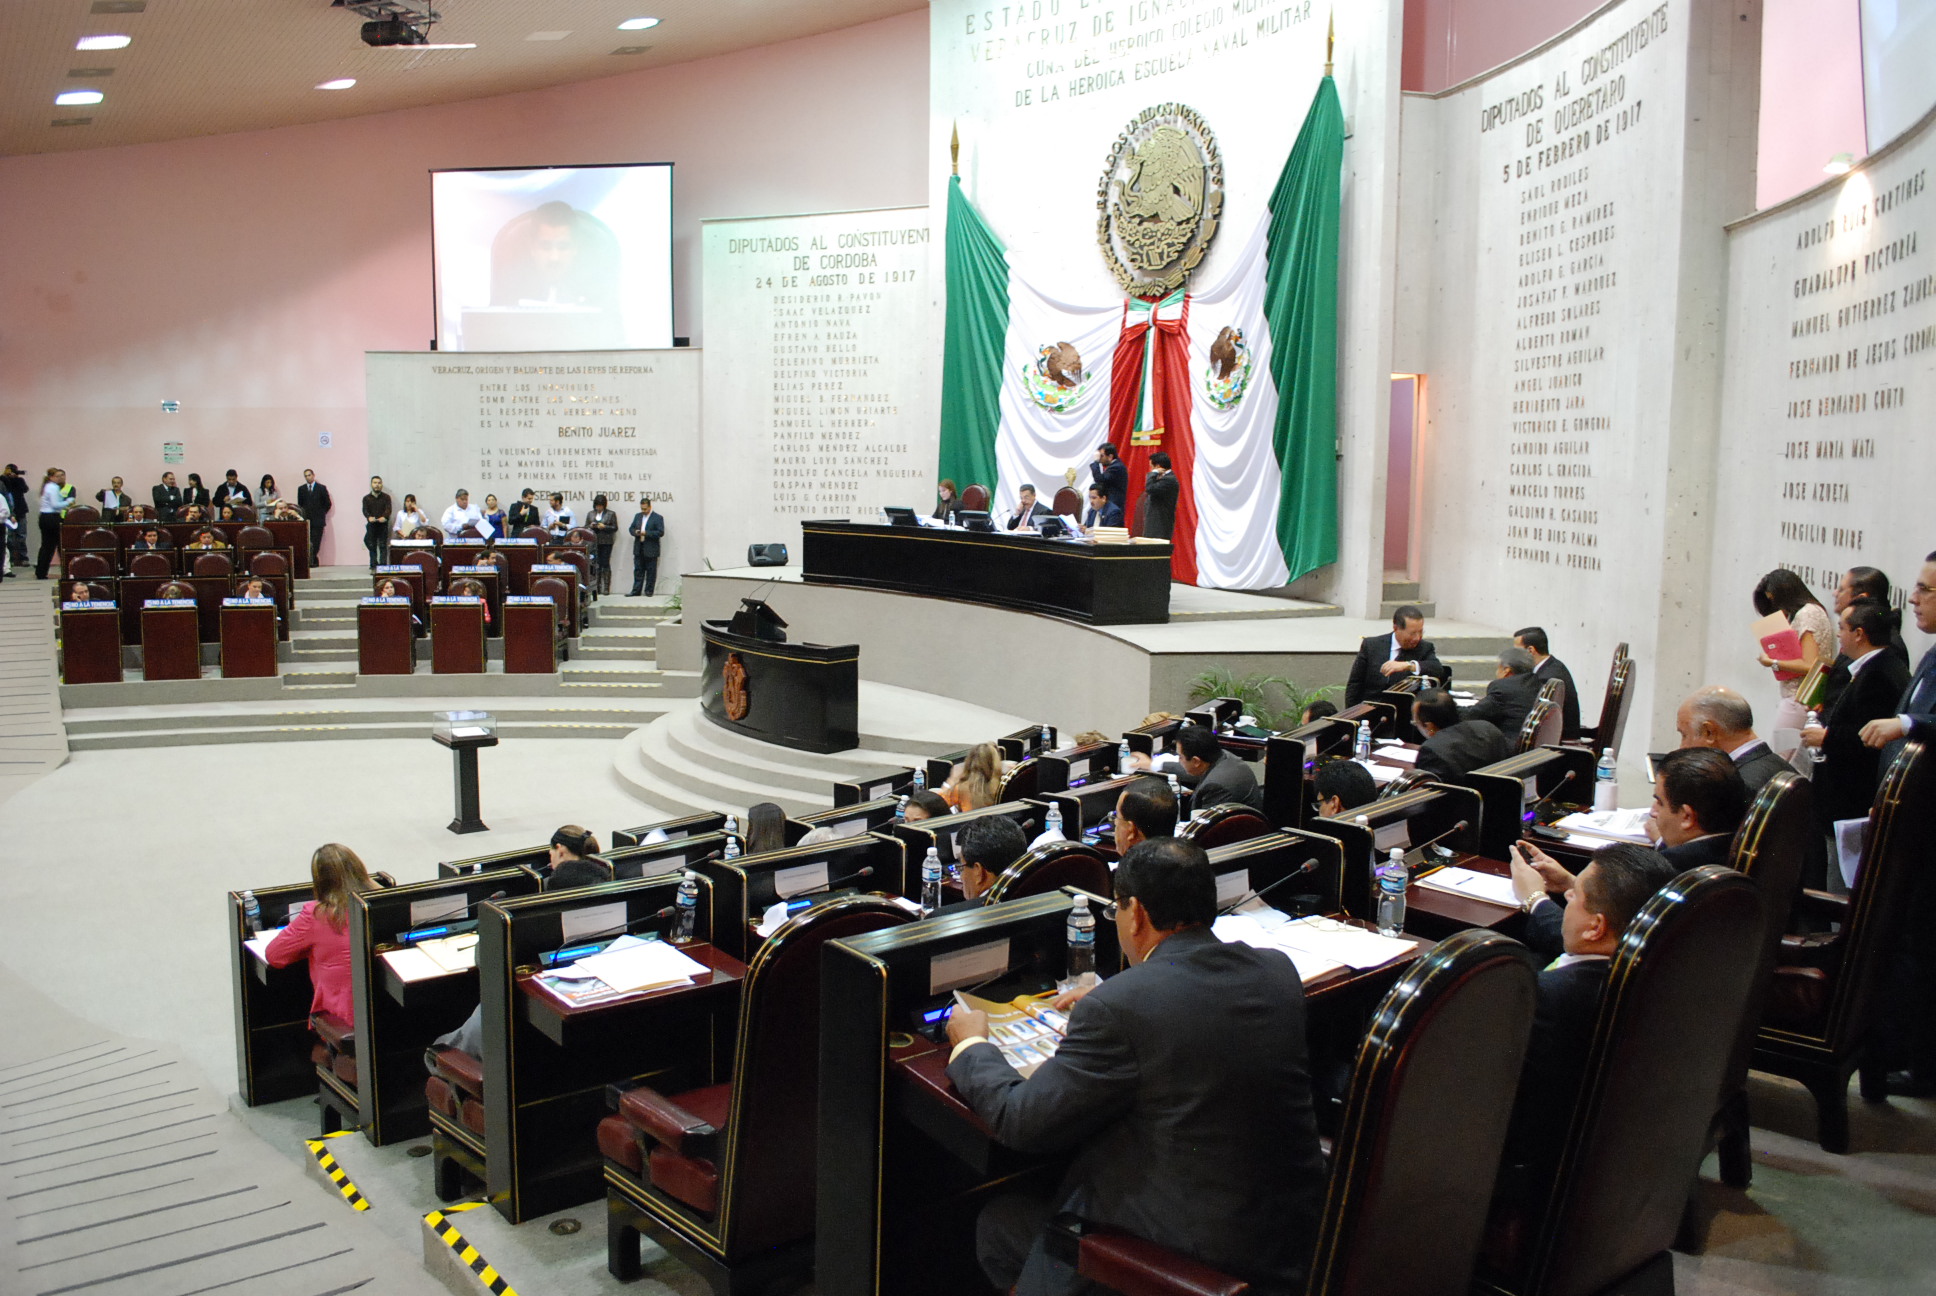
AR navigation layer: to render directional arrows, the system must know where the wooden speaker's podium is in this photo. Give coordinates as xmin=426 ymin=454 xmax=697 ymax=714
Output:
xmin=60 ymin=600 xmax=122 ymax=684
xmin=701 ymin=599 xmax=858 ymax=755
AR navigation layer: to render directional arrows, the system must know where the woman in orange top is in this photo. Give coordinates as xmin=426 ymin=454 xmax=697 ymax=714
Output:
xmin=942 ymin=742 xmax=1006 ymax=812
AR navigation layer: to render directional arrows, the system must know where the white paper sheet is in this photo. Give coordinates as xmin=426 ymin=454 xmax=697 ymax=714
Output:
xmin=1373 ymin=821 xmax=1411 ymax=852
xmin=1554 ymin=808 xmax=1655 ymax=845
xmin=1415 ymin=867 xmax=1522 ymax=909
xmin=417 ymin=932 xmax=479 ymax=974
xmin=773 ymin=862 xmax=830 ymax=899
xmin=1373 ymin=744 xmax=1419 ymax=766
xmin=929 ymin=937 xmax=1011 ymax=995
xmin=559 ymin=901 xmax=628 ymax=943
xmin=381 ymin=947 xmax=447 ymax=982
xmin=244 ymin=928 xmax=286 ymax=962
xmin=409 ymin=894 xmax=468 ymax=927
xmin=1212 ymin=909 xmax=1346 ymax=982
xmin=1272 ymin=916 xmax=1415 ymax=971
xmin=1367 ymin=763 xmax=1407 ymax=786
xmin=572 ymin=937 xmax=708 ymax=995
xmin=1835 ymin=816 xmax=1870 ymax=889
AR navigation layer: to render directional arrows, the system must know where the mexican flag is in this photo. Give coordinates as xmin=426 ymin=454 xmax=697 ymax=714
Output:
xmin=937 ymin=77 xmax=1343 ymax=588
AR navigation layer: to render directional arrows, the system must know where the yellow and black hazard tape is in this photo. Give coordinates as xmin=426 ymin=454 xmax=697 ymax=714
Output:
xmin=304 ymin=1131 xmax=370 ymax=1211
xmin=425 ymin=1202 xmax=518 ymax=1296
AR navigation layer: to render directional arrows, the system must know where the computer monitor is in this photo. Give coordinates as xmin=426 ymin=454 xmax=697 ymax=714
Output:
xmin=1037 ymin=515 xmax=1068 ymax=538
xmin=884 ymin=507 xmax=919 ymax=527
xmin=958 ymin=509 xmax=994 ymax=532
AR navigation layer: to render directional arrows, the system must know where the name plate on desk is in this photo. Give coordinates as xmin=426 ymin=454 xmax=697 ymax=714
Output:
xmin=393 ymin=541 xmax=436 ymax=550
xmin=445 ymin=540 xmax=486 ymax=549
xmin=223 ymin=597 xmax=274 ymax=607
xmin=432 ymin=595 xmax=483 ymax=605
xmin=505 ymin=595 xmax=555 ymax=605
xmin=451 ymin=566 xmax=494 ymax=575
xmin=376 ymin=565 xmax=416 ymax=574
xmin=929 ymin=937 xmax=1010 ymax=995
xmin=61 ymin=600 xmax=116 ymax=610
xmin=361 ymin=596 xmax=412 ymax=606
xmin=144 ymin=598 xmax=197 ymax=608
xmin=531 ymin=564 xmax=575 ymax=573
xmin=495 ymin=538 xmax=538 ymax=548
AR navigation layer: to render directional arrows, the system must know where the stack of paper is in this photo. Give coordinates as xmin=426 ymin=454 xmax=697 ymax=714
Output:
xmin=1415 ymin=866 xmax=1522 ymax=908
xmin=381 ymin=946 xmax=446 ymax=983
xmin=1554 ymin=807 xmax=1654 ymax=846
xmin=417 ymin=933 xmax=479 ymax=974
xmin=1374 ymin=743 xmax=1419 ymax=766
xmin=243 ymin=928 xmax=286 ymax=962
xmin=1273 ymin=915 xmax=1415 ymax=970
xmin=1212 ymin=902 xmax=1346 ymax=983
xmin=571 ymin=936 xmax=708 ymax=995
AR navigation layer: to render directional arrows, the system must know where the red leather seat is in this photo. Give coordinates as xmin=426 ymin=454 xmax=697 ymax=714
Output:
xmin=66 ymin=552 xmax=113 ymax=581
xmin=193 ymin=552 xmax=233 ymax=577
xmin=425 ymin=1046 xmax=488 ymax=1200
xmin=518 ymin=525 xmax=549 ymax=542
xmin=65 ymin=505 xmax=102 ymax=525
xmin=1053 ymin=486 xmax=1082 ymax=516
xmin=960 ymin=484 xmax=990 ymax=513
xmin=78 ymin=527 xmax=118 ymax=551
xmin=127 ymin=552 xmax=172 ymax=578
xmin=987 ymin=841 xmax=1112 ymax=904
xmin=311 ymin=1011 xmax=358 ymax=1135
xmin=249 ymin=551 xmax=289 ymax=577
xmin=1183 ymin=804 xmax=1271 ymax=849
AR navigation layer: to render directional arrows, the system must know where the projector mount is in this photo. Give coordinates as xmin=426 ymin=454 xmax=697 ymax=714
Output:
xmin=331 ymin=0 xmax=444 ymax=47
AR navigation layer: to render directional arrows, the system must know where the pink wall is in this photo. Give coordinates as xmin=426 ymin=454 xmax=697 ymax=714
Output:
xmin=1756 ymin=0 xmax=1867 ymax=209
xmin=0 ymin=12 xmax=928 ymax=566
xmin=1402 ymin=0 xmax=1606 ymax=92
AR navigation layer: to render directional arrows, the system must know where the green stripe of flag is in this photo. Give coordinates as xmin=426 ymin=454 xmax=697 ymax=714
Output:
xmin=937 ymin=175 xmax=1009 ymax=498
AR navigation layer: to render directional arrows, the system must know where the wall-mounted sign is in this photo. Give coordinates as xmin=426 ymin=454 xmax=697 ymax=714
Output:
xmin=160 ymin=400 xmax=180 ymax=413
xmin=162 ymin=440 xmax=184 ymax=464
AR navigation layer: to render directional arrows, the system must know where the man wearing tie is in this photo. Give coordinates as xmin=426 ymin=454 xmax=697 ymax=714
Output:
xmin=1078 ymin=484 xmax=1122 ymax=534
xmin=627 ymin=496 xmax=665 ymax=597
xmin=1087 ymin=442 xmax=1128 ymax=516
xmin=152 ymin=471 xmax=182 ymax=522
xmin=1345 ymin=605 xmax=1452 ymax=705
xmin=1007 ymin=483 xmax=1050 ymax=531
xmin=95 ymin=476 xmax=132 ymax=520
xmin=296 ymin=469 xmax=331 ymax=566
xmin=1801 ymin=600 xmax=1911 ymax=828
xmin=1858 ymin=551 xmax=1936 ymax=1098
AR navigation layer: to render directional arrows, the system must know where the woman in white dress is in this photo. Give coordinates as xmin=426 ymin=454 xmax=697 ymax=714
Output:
xmin=1753 ymin=568 xmax=1834 ymax=759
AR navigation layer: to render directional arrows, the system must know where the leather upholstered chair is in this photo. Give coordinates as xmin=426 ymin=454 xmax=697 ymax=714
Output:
xmin=426 ymin=1045 xmax=488 ymax=1201
xmin=600 ymin=896 xmax=915 ymax=1293
xmin=1572 ymin=649 xmax=1633 ymax=756
xmin=1052 ymin=486 xmax=1082 ymax=516
xmin=128 ymin=552 xmax=172 ymax=578
xmin=1752 ymin=742 xmax=1932 ymax=1154
xmin=65 ymin=505 xmax=101 ymax=525
xmin=192 ymin=552 xmax=233 ymax=578
xmin=72 ymin=580 xmax=114 ymax=602
xmin=565 ymin=526 xmax=598 ymax=550
xmin=531 ymin=577 xmax=573 ymax=659
xmin=985 ymin=841 xmax=1112 ymax=904
xmin=1376 ymin=768 xmax=1436 ymax=801
xmin=421 ymin=524 xmax=445 ymax=543
xmin=66 ymin=552 xmax=113 ymax=582
xmin=312 ymin=1012 xmax=360 ymax=1135
xmin=77 ymin=527 xmax=118 ymax=553
xmin=518 ymin=525 xmax=550 ymax=542
xmin=960 ymin=483 xmax=990 ymax=513
xmin=156 ymin=580 xmax=196 ymax=600
xmin=1476 ymin=867 xmax=1764 ymax=1296
xmin=1515 ymin=694 xmax=1561 ymax=754
xmin=402 ymin=548 xmax=441 ymax=594
xmin=248 ymin=551 xmax=289 ymax=578
xmin=999 ymin=756 xmax=1047 ymax=802
xmin=1181 ymin=803 xmax=1270 ymax=849
xmin=236 ymin=525 xmax=275 ymax=555
xmin=1047 ymin=930 xmax=1539 ymax=1296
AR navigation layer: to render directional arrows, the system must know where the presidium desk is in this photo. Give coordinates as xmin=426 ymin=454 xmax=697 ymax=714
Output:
xmin=800 ymin=521 xmax=1172 ymax=625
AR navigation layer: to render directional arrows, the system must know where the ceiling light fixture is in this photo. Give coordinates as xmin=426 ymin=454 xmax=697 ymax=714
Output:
xmin=75 ymin=34 xmax=132 ymax=50
xmin=55 ymin=89 xmax=105 ymax=106
xmin=1823 ymin=152 xmax=1855 ymax=176
xmin=317 ymin=77 xmax=358 ymax=90
xmin=618 ymin=17 xmax=661 ymax=30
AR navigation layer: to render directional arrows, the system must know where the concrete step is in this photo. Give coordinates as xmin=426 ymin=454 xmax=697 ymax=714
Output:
xmin=1381 ymin=574 xmax=1422 ymax=602
xmin=573 ymin=644 xmax=658 ymax=661
xmin=1380 ymin=598 xmax=1438 ymax=619
xmin=63 ymin=701 xmax=666 ymax=737
xmin=68 ymin=717 xmax=642 ymax=750
xmin=629 ymin=716 xmax=834 ymax=817
xmin=663 ymin=715 xmax=867 ymax=798
xmin=577 ymin=629 xmax=657 ymax=649
xmin=560 ymin=664 xmax=669 ymax=685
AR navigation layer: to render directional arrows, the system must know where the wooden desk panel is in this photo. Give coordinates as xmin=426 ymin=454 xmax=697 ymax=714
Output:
xmin=431 ymin=599 xmax=486 ymax=674
xmin=502 ymin=597 xmax=558 ymax=674
xmin=220 ymin=601 xmax=279 ymax=678
xmin=140 ymin=603 xmax=202 ymax=680
xmin=358 ymin=600 xmax=415 ymax=675
xmin=60 ymin=604 xmax=122 ymax=684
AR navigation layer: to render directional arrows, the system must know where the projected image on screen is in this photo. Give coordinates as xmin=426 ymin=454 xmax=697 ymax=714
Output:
xmin=432 ymin=163 xmax=672 ymax=352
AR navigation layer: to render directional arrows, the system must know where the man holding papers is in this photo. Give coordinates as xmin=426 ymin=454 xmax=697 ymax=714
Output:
xmin=945 ymin=839 xmax=1326 ymax=1296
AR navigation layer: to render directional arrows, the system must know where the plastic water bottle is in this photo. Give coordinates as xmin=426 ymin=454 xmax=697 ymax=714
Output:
xmin=1066 ymin=894 xmax=1096 ymax=977
xmin=1802 ymin=710 xmax=1826 ymax=765
xmin=1594 ymin=748 xmax=1619 ymax=811
xmin=1039 ymin=723 xmax=1053 ymax=752
xmin=723 ymin=833 xmax=741 ymax=861
xmin=920 ymin=847 xmax=944 ymax=915
xmin=1044 ymin=803 xmax=1065 ymax=839
xmin=912 ymin=766 xmax=926 ymax=792
xmin=894 ymin=794 xmax=909 ymax=822
xmin=1118 ymin=740 xmax=1134 ymax=775
xmin=1376 ymin=848 xmax=1408 ymax=937
xmin=1354 ymin=720 xmax=1373 ymax=762
xmin=724 ymin=813 xmax=739 ymax=838
xmin=241 ymin=890 xmax=261 ymax=934
xmin=673 ymin=872 xmax=699 ymax=943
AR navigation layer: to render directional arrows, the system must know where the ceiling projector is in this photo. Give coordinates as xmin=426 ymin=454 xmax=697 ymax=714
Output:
xmin=361 ymin=18 xmax=428 ymax=46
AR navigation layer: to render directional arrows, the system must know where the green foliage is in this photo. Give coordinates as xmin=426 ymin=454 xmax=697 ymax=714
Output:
xmin=1185 ymin=666 xmax=1340 ymax=732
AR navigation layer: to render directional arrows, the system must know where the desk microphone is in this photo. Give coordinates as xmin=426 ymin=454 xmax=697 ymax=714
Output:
xmin=627 ymin=904 xmax=678 ymax=931
xmin=1406 ymin=820 xmax=1471 ymax=858
xmin=791 ymin=865 xmax=876 ymax=901
xmin=1219 ymin=859 xmax=1323 ymax=915
xmin=537 ymin=906 xmax=677 ymax=968
xmin=1520 ymin=771 xmax=1579 ymax=823
xmin=467 ymin=889 xmax=508 ymax=912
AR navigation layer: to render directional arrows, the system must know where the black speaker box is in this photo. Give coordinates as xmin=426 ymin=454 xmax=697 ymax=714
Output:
xmin=747 ymin=543 xmax=789 ymax=567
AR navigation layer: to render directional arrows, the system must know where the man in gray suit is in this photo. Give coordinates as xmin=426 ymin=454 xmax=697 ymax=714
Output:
xmin=946 ymin=838 xmax=1326 ymax=1295
xmin=1462 ymin=645 xmax=1543 ymax=740
xmin=626 ymin=496 xmax=665 ymax=596
xmin=1673 ymin=685 xmax=1791 ymax=797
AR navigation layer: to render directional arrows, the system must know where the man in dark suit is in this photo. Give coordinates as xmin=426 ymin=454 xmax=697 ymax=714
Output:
xmin=1673 ymin=685 xmax=1790 ymax=797
xmin=1803 ymin=600 xmax=1912 ymax=827
xmin=1140 ymin=451 xmax=1179 ymax=540
xmin=1861 ymin=552 xmax=1936 ymax=754
xmin=211 ymin=468 xmax=250 ymax=510
xmin=1462 ymin=646 xmax=1543 ymax=741
xmin=1344 ymin=604 xmax=1451 ymax=706
xmin=1078 ymin=485 xmax=1122 ymax=533
xmin=1111 ymin=776 xmax=1176 ymax=854
xmin=296 ymin=469 xmax=331 ymax=565
xmin=1500 ymin=842 xmax=1681 ymax=1192
xmin=1514 ymin=626 xmax=1581 ymax=742
xmin=1087 ymin=442 xmax=1128 ymax=516
xmin=1175 ymin=724 xmax=1262 ymax=811
xmin=1647 ymin=748 xmax=1748 ymax=869
xmin=951 ymin=814 xmax=1029 ymax=907
xmin=151 ymin=471 xmax=182 ymax=522
xmin=946 ymin=838 xmax=1326 ymax=1295
xmin=1412 ymin=688 xmax=1511 ymax=782
xmin=626 ymin=496 xmax=665 ymax=596
xmin=1832 ymin=567 xmax=1910 ymax=667
xmin=508 ymin=488 xmax=542 ymax=533
xmin=1007 ymin=483 xmax=1051 ymax=531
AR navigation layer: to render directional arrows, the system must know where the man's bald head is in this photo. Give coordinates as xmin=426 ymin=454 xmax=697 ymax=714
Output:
xmin=1676 ymin=686 xmax=1756 ymax=751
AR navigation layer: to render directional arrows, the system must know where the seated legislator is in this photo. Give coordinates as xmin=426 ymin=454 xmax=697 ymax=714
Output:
xmin=1461 ymin=646 xmax=1543 ymax=739
xmin=1300 ymin=698 xmax=1338 ymax=726
xmin=1496 ymin=842 xmax=1681 ymax=1193
xmin=1077 ymin=485 xmax=1122 ymax=534
xmin=1175 ymin=723 xmax=1263 ymax=811
xmin=953 ymin=815 xmax=1031 ymax=908
xmin=185 ymin=527 xmax=227 ymax=551
xmin=1314 ymin=760 xmax=1378 ymax=820
xmin=540 ymin=824 xmax=604 ymax=881
xmin=902 ymin=790 xmax=951 ymax=822
xmin=1344 ymin=603 xmax=1452 ymax=706
xmin=1111 ymin=776 xmax=1177 ymax=853
xmin=1673 ymin=685 xmax=1791 ymax=797
xmin=944 ymin=839 xmax=1327 ymax=1296
xmin=129 ymin=526 xmax=171 ymax=552
xmin=942 ymin=742 xmax=1007 ymax=812
xmin=375 ymin=578 xmax=426 ymax=637
xmin=1646 ymin=748 xmax=1749 ymax=869
xmin=1514 ymin=625 xmax=1582 ymax=742
xmin=1799 ymin=599 xmax=1911 ymax=828
xmin=265 ymin=844 xmax=380 ymax=1028
xmin=1007 ymin=483 xmax=1051 ymax=531
xmin=1412 ymin=688 xmax=1512 ymax=782
xmin=933 ymin=478 xmax=961 ymax=525
xmin=744 ymin=801 xmax=788 ymax=855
